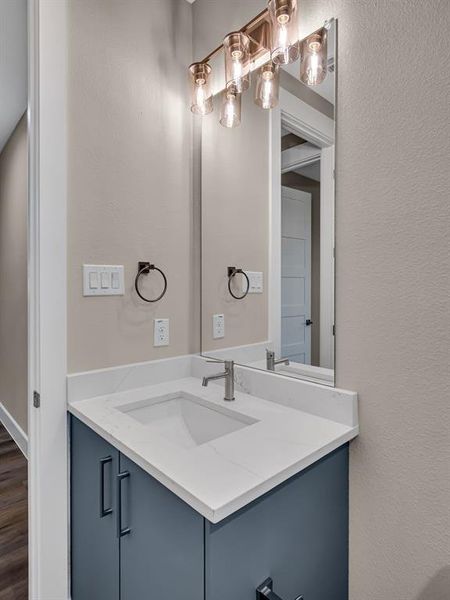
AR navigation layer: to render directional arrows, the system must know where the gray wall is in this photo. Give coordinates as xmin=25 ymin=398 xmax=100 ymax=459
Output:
xmin=194 ymin=0 xmax=450 ymax=598
xmin=68 ymin=0 xmax=194 ymax=372
xmin=0 ymin=114 xmax=28 ymax=433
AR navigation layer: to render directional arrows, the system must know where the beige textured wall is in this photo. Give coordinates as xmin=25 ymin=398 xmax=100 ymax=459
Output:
xmin=68 ymin=0 xmax=194 ymax=372
xmin=201 ymin=89 xmax=269 ymax=351
xmin=194 ymin=0 xmax=450 ymax=598
xmin=0 ymin=114 xmax=28 ymax=433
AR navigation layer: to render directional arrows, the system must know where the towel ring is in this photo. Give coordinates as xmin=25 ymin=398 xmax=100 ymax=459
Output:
xmin=135 ymin=262 xmax=167 ymax=303
xmin=227 ymin=266 xmax=250 ymax=300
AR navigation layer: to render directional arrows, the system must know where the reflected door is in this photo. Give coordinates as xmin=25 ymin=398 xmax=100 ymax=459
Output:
xmin=281 ymin=187 xmax=311 ymax=364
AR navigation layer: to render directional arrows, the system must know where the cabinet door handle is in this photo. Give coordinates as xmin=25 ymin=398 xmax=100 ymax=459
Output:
xmin=256 ymin=578 xmax=303 ymax=600
xmin=116 ymin=471 xmax=131 ymax=538
xmin=99 ymin=456 xmax=113 ymax=518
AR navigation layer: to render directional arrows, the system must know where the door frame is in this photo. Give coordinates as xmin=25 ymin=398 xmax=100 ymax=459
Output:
xmin=28 ymin=1 xmax=69 ymax=598
xmin=269 ymin=87 xmax=335 ymax=382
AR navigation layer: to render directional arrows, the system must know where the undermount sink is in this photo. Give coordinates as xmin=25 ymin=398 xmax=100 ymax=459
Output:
xmin=117 ymin=391 xmax=257 ymax=450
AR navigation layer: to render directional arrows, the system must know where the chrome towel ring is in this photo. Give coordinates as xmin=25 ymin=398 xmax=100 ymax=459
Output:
xmin=135 ymin=261 xmax=167 ymax=303
xmin=227 ymin=266 xmax=250 ymax=300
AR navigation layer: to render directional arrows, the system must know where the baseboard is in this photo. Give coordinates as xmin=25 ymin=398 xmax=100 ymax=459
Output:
xmin=0 ymin=401 xmax=28 ymax=458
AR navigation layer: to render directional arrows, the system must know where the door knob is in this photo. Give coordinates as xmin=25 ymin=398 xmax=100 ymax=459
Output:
xmin=305 ymin=319 xmax=313 ymax=326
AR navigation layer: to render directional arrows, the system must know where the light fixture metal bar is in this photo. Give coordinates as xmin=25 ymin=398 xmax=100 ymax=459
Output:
xmin=200 ymin=7 xmax=270 ymax=65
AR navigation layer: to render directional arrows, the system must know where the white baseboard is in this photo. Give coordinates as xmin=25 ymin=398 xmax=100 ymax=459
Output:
xmin=0 ymin=401 xmax=28 ymax=458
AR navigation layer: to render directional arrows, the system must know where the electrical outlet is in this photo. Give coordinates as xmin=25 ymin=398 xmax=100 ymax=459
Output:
xmin=154 ymin=318 xmax=169 ymax=347
xmin=243 ymin=271 xmax=263 ymax=294
xmin=213 ymin=314 xmax=225 ymax=339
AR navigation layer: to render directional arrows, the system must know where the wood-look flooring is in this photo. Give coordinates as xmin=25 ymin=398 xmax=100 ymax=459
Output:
xmin=0 ymin=423 xmax=28 ymax=600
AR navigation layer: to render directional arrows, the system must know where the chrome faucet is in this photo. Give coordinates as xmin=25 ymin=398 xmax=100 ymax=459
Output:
xmin=202 ymin=359 xmax=235 ymax=402
xmin=266 ymin=349 xmax=290 ymax=371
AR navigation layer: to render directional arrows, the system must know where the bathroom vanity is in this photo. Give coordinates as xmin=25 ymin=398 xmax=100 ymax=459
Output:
xmin=67 ymin=14 xmax=355 ymax=598
xmin=69 ymin=358 xmax=357 ymax=600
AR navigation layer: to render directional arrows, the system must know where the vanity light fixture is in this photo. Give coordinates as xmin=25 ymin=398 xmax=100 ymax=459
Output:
xmin=299 ymin=26 xmax=328 ymax=86
xmin=254 ymin=62 xmax=279 ymax=109
xmin=268 ymin=0 xmax=300 ymax=65
xmin=223 ymin=32 xmax=251 ymax=93
xmin=220 ymin=84 xmax=241 ymax=128
xmin=189 ymin=62 xmax=213 ymax=115
xmin=188 ymin=5 xmax=332 ymax=127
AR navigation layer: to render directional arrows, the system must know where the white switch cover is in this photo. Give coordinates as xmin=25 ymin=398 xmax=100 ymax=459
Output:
xmin=243 ymin=271 xmax=263 ymax=294
xmin=154 ymin=318 xmax=169 ymax=347
xmin=213 ymin=314 xmax=225 ymax=339
xmin=83 ymin=265 xmax=124 ymax=296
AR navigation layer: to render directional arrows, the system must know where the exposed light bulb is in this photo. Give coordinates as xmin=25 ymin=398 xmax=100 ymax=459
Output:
xmin=254 ymin=62 xmax=279 ymax=110
xmin=189 ymin=63 xmax=213 ymax=115
xmin=223 ymin=32 xmax=251 ymax=92
xmin=300 ymin=28 xmax=328 ymax=86
xmin=268 ymin=0 xmax=300 ymax=65
xmin=220 ymin=85 xmax=241 ymax=128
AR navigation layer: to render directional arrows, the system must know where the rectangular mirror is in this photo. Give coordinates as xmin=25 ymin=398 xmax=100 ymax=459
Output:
xmin=201 ymin=21 xmax=336 ymax=386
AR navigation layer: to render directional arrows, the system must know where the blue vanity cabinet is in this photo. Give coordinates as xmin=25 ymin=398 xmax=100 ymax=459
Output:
xmin=71 ymin=416 xmax=349 ymax=600
xmin=71 ymin=416 xmax=204 ymax=600
xmin=119 ymin=454 xmax=204 ymax=600
xmin=204 ymin=445 xmax=349 ymax=600
xmin=71 ymin=417 xmax=120 ymax=600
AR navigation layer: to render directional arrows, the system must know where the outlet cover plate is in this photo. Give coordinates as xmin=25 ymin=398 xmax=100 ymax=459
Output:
xmin=213 ymin=314 xmax=225 ymax=339
xmin=154 ymin=318 xmax=169 ymax=347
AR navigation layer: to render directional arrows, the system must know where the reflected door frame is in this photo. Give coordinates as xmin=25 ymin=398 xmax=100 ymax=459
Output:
xmin=269 ymin=87 xmax=335 ymax=377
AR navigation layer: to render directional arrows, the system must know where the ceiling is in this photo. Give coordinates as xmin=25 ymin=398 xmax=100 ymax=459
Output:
xmin=0 ymin=0 xmax=27 ymax=153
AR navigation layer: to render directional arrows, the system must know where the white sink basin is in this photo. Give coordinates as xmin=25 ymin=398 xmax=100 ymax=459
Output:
xmin=117 ymin=391 xmax=257 ymax=450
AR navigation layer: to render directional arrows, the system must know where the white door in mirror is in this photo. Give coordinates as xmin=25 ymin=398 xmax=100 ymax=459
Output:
xmin=154 ymin=318 xmax=169 ymax=347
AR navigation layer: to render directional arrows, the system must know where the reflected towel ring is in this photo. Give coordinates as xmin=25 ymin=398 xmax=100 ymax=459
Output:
xmin=135 ymin=262 xmax=168 ymax=303
xmin=227 ymin=266 xmax=250 ymax=300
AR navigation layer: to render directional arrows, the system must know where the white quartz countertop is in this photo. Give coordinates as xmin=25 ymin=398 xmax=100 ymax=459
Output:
xmin=68 ymin=375 xmax=358 ymax=523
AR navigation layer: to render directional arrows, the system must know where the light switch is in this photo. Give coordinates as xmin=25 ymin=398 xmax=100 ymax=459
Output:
xmin=83 ymin=265 xmax=124 ymax=296
xmin=243 ymin=271 xmax=263 ymax=294
xmin=89 ymin=271 xmax=99 ymax=289
xmin=100 ymin=271 xmax=110 ymax=289
xmin=111 ymin=271 xmax=120 ymax=290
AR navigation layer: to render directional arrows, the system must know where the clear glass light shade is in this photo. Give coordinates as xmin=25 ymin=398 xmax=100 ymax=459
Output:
xmin=223 ymin=32 xmax=251 ymax=93
xmin=220 ymin=84 xmax=242 ymax=128
xmin=300 ymin=28 xmax=328 ymax=86
xmin=189 ymin=63 xmax=213 ymax=115
xmin=268 ymin=0 xmax=300 ymax=65
xmin=254 ymin=62 xmax=279 ymax=109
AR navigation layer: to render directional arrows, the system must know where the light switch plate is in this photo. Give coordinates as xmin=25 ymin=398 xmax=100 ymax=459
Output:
xmin=243 ymin=271 xmax=263 ymax=294
xmin=154 ymin=318 xmax=169 ymax=347
xmin=83 ymin=265 xmax=124 ymax=296
xmin=213 ymin=314 xmax=225 ymax=339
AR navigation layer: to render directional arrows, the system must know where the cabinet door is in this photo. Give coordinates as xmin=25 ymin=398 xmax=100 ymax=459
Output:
xmin=205 ymin=445 xmax=349 ymax=600
xmin=119 ymin=454 xmax=204 ymax=600
xmin=71 ymin=417 xmax=120 ymax=600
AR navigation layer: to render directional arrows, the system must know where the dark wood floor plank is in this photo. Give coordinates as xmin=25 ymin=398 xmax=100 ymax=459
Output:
xmin=0 ymin=424 xmax=28 ymax=600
